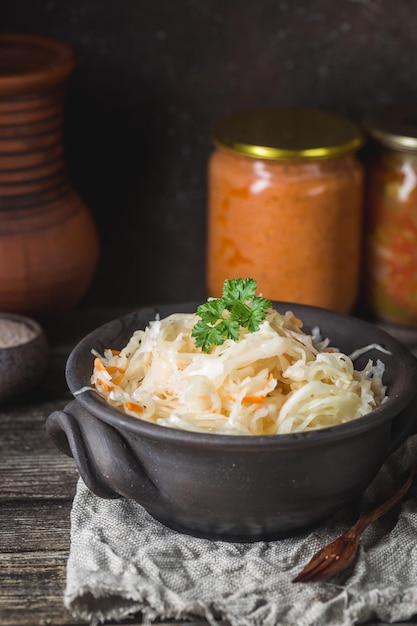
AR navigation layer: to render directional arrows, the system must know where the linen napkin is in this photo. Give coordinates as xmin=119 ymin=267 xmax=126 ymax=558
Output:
xmin=65 ymin=432 xmax=417 ymax=626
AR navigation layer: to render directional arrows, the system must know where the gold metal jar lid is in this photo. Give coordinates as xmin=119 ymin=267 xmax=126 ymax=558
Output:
xmin=363 ymin=104 xmax=417 ymax=151
xmin=212 ymin=108 xmax=364 ymax=160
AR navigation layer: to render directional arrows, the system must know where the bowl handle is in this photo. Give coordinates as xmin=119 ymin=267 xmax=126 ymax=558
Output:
xmin=46 ymin=400 xmax=160 ymax=504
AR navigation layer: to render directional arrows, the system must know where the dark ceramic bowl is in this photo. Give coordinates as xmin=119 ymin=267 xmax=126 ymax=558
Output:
xmin=0 ymin=312 xmax=48 ymax=402
xmin=47 ymin=302 xmax=417 ymax=541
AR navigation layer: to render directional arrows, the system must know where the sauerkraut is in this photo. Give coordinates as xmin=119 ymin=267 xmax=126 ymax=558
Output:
xmin=90 ymin=308 xmax=387 ymax=435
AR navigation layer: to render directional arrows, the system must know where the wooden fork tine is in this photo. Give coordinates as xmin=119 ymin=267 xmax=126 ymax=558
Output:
xmin=292 ymin=549 xmax=331 ymax=582
xmin=292 ymin=533 xmax=357 ymax=583
xmin=292 ymin=540 xmax=357 ymax=582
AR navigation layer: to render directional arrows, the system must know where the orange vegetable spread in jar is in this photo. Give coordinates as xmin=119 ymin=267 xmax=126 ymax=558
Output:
xmin=207 ymin=108 xmax=364 ymax=313
xmin=363 ymin=105 xmax=417 ymax=325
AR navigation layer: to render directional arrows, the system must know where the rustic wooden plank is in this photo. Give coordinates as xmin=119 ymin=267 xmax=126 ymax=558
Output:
xmin=0 ymin=500 xmax=72 ymax=553
xmin=0 ymin=401 xmax=79 ymax=501
xmin=1 ymin=453 xmax=79 ymax=500
xmin=0 ymin=550 xmax=80 ymax=626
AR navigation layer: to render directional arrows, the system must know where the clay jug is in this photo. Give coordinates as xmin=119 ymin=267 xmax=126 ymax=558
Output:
xmin=0 ymin=33 xmax=99 ymax=317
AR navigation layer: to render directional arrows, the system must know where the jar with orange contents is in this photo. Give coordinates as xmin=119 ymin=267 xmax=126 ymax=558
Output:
xmin=363 ymin=105 xmax=417 ymax=325
xmin=207 ymin=108 xmax=364 ymax=314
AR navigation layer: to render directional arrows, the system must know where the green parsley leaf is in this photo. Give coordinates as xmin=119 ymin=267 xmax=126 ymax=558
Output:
xmin=222 ymin=277 xmax=258 ymax=305
xmin=191 ymin=319 xmax=228 ymax=353
xmin=195 ymin=299 xmax=225 ymax=324
xmin=191 ymin=278 xmax=272 ymax=352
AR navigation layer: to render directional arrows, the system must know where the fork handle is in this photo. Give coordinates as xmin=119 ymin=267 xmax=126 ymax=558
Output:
xmin=353 ymin=465 xmax=416 ymax=535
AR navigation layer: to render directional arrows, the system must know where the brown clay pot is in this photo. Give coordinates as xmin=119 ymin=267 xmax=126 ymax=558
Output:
xmin=0 ymin=33 xmax=99 ymax=317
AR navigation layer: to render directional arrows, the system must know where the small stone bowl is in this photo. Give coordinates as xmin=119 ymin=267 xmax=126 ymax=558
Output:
xmin=0 ymin=312 xmax=49 ymax=402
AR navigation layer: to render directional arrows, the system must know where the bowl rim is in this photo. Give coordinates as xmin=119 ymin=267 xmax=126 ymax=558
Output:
xmin=0 ymin=311 xmax=45 ymax=350
xmin=66 ymin=301 xmax=417 ymax=449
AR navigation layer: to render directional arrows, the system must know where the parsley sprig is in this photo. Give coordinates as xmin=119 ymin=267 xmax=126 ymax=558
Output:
xmin=192 ymin=278 xmax=272 ymax=352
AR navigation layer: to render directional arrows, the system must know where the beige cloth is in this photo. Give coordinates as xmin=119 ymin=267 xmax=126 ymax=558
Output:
xmin=64 ymin=319 xmax=417 ymax=625
xmin=64 ymin=433 xmax=417 ymax=626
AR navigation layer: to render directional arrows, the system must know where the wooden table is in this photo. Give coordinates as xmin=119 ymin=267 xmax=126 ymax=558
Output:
xmin=1 ymin=306 xmax=417 ymax=626
xmin=0 ymin=307 xmax=193 ymax=626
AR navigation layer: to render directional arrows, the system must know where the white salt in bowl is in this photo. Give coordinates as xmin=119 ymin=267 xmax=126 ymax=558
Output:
xmin=0 ymin=313 xmax=49 ymax=402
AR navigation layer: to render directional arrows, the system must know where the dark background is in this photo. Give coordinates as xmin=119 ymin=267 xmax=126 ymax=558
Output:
xmin=2 ymin=0 xmax=417 ymax=308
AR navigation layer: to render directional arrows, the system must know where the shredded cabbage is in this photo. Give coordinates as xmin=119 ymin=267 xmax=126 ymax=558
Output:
xmin=90 ymin=309 xmax=387 ymax=435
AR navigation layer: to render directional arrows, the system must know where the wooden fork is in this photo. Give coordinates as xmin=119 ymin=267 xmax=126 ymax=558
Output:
xmin=292 ymin=464 xmax=417 ymax=583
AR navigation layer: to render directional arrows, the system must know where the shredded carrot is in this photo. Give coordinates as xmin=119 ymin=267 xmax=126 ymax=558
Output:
xmin=125 ymin=402 xmax=144 ymax=414
xmin=290 ymin=315 xmax=303 ymax=327
xmin=106 ymin=366 xmax=126 ymax=374
xmin=111 ymin=349 xmax=121 ymax=355
xmin=94 ymin=357 xmax=106 ymax=371
xmin=242 ymin=395 xmax=266 ymax=404
xmin=227 ymin=392 xmax=266 ymax=404
xmin=113 ymin=374 xmax=124 ymax=385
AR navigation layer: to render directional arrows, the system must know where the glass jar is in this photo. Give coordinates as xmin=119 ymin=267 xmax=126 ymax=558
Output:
xmin=363 ymin=105 xmax=417 ymax=325
xmin=207 ymin=108 xmax=364 ymax=313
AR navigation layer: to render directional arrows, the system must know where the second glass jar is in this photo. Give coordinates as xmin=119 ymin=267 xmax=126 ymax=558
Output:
xmin=362 ymin=105 xmax=417 ymax=326
xmin=207 ymin=108 xmax=364 ymax=314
